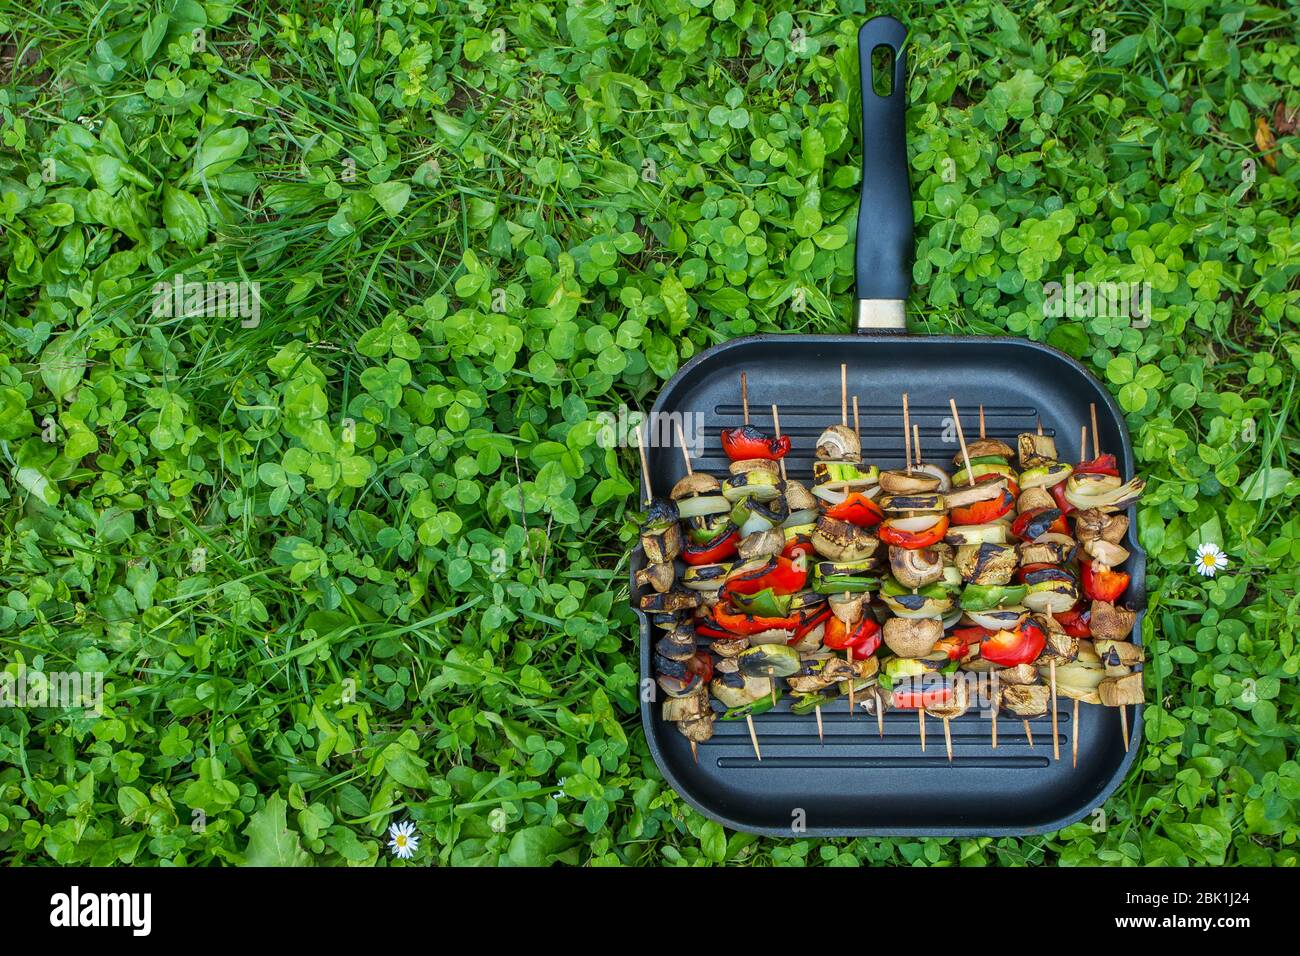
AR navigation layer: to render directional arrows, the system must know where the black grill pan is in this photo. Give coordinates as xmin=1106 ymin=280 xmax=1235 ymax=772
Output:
xmin=629 ymin=17 xmax=1144 ymax=837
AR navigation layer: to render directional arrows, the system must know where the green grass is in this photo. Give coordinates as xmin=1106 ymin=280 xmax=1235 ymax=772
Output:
xmin=0 ymin=0 xmax=1297 ymax=866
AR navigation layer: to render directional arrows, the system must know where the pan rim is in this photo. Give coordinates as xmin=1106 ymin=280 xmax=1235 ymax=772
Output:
xmin=634 ymin=331 xmax=1145 ymax=837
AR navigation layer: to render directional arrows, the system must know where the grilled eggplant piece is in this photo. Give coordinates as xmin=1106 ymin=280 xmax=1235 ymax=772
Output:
xmin=1089 ymin=600 xmax=1137 ymax=640
xmin=881 ymin=493 xmax=946 ymax=514
xmin=999 ymin=683 xmax=1050 ymax=718
xmin=641 ymin=521 xmax=683 ymax=564
xmin=815 ymin=425 xmax=861 ymax=462
xmin=1017 ymin=432 xmax=1058 ymax=468
xmin=996 ymin=663 xmax=1040 ymax=685
xmin=955 ymin=542 xmax=1018 ymax=585
xmin=671 ymin=472 xmax=721 ymax=499
xmin=1034 ymin=628 xmax=1078 ymax=664
xmin=882 ymin=616 xmax=943 ymax=658
xmin=682 ymin=562 xmax=731 ymax=591
xmin=890 ymin=546 xmax=945 ymax=589
xmin=811 ymin=516 xmax=879 ymax=562
xmin=1021 ymin=565 xmax=1079 ymax=614
xmin=640 ymin=586 xmax=700 ymax=613
xmin=1074 ymin=508 xmax=1129 ymax=544
xmin=1018 ymin=536 xmax=1077 ymax=566
xmin=1098 ymin=671 xmax=1144 ymax=707
xmin=636 ymin=561 xmax=676 ymax=594
xmin=1018 ymin=462 xmax=1073 ymax=490
xmin=656 ymin=628 xmax=697 ymax=662
xmin=963 ymin=606 xmax=1030 ymax=631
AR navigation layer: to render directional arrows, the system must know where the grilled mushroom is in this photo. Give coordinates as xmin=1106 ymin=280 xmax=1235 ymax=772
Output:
xmin=1016 ymin=487 xmax=1055 ymax=513
xmin=996 ymin=663 xmax=1040 ymax=685
xmin=656 ymin=628 xmax=697 ymax=661
xmin=1098 ymin=671 xmax=1144 ymax=707
xmin=878 ymin=469 xmax=942 ymax=495
xmin=945 ymin=478 xmax=1009 ymax=508
xmin=890 ymin=546 xmax=945 ymax=589
xmin=815 ymin=425 xmax=861 ymax=462
xmin=811 ymin=516 xmax=879 ymax=562
xmin=882 ymin=616 xmax=942 ymax=658
xmin=1094 ymin=639 xmax=1145 ymax=667
xmin=677 ymin=715 xmax=715 ymax=743
xmin=671 ymin=472 xmax=721 ymax=500
xmin=639 ymin=586 xmax=700 ymax=613
xmin=737 ymin=528 xmax=786 ymax=561
xmin=829 ymin=591 xmax=868 ymax=624
xmin=955 ymin=437 xmax=1014 ymax=464
xmin=729 ymin=457 xmax=780 ymax=477
xmin=1074 ymin=508 xmax=1129 ymax=544
xmin=784 ymin=479 xmax=817 ymax=512
xmin=663 ymin=685 xmax=711 ymax=722
xmin=710 ymin=638 xmax=750 ymax=658
xmin=1018 ymin=535 xmax=1077 ymax=566
xmin=1089 ymin=600 xmax=1137 ymax=641
xmin=1084 ymin=539 xmax=1131 ymax=567
xmin=641 ymin=521 xmax=683 ymax=564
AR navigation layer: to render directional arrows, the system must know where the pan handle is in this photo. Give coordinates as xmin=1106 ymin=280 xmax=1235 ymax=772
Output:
xmin=854 ymin=16 xmax=912 ymax=332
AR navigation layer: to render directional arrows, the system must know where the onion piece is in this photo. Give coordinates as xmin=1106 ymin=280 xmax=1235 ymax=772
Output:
xmin=915 ymin=464 xmax=951 ymax=492
xmin=1023 ymin=589 xmax=1078 ymax=614
xmin=747 ymin=628 xmax=796 ymax=645
xmin=675 ymin=495 xmax=731 ymax=519
xmin=783 ymin=508 xmax=820 ymax=528
xmin=740 ymin=513 xmax=775 ymax=538
xmin=887 ymin=514 xmax=943 ymax=533
xmin=966 ymin=606 xmax=1029 ymax=630
xmin=1063 ymin=475 xmax=1146 ymax=511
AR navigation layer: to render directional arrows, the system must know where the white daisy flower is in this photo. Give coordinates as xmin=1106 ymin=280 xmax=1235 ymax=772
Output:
xmin=387 ymin=820 xmax=419 ymax=859
xmin=1194 ymin=543 xmax=1228 ymax=578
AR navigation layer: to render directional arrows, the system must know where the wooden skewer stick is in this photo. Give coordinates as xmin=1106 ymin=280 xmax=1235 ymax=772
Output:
xmin=747 ymin=715 xmax=762 ymax=762
xmin=1037 ymin=416 xmax=1044 ymax=436
xmin=876 ymin=688 xmax=885 ymax=738
xmin=992 ymin=704 xmax=998 ymax=750
xmin=634 ymin=425 xmax=651 ymax=508
xmin=1049 ymin=657 xmax=1060 ymax=762
xmin=949 ymin=399 xmax=976 ymax=486
xmin=741 ymin=372 xmax=749 ymax=424
xmin=1072 ymin=698 xmax=1080 ymax=769
xmin=852 ymin=395 xmax=861 ymax=450
xmin=1120 ymin=705 xmax=1131 ymax=753
xmin=771 ymin=404 xmax=787 ymax=481
xmin=918 ymin=708 xmax=926 ymax=752
xmin=1080 ymin=425 xmax=1088 ymax=465
xmin=816 ymin=703 xmax=825 ymax=746
xmin=902 ymin=393 xmax=913 ymax=474
xmin=1024 ymin=720 xmax=1034 ymax=748
xmin=944 ymin=716 xmax=953 ymax=763
xmin=847 ymin=645 xmax=856 ymax=718
xmin=979 ymin=405 xmax=987 ymax=440
xmin=1090 ymin=402 xmax=1100 ymax=459
xmin=691 ymin=740 xmax=699 ymax=764
xmin=913 ymin=423 xmax=922 ymax=468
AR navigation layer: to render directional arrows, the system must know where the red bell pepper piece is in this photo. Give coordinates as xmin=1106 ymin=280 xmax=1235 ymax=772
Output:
xmin=712 ymin=603 xmax=802 ymax=636
xmin=724 ymin=555 xmax=807 ymax=597
xmin=1074 ymin=454 xmax=1120 ymax=477
xmin=823 ymin=614 xmax=882 ymax=655
xmin=824 ymin=492 xmax=884 ymax=528
xmin=787 ymin=606 xmax=833 ymax=646
xmin=949 ymin=488 xmax=1015 ymax=526
xmin=980 ymin=619 xmax=1047 ymax=667
xmin=1011 ymin=507 xmax=1068 ymax=541
xmin=878 ymin=515 xmax=949 ymax=549
xmin=685 ymin=650 xmax=714 ymax=684
xmin=891 ymin=676 xmax=955 ymax=710
xmin=1049 ymin=479 xmax=1074 ymax=517
xmin=1053 ymin=604 xmax=1092 ymax=638
xmin=782 ymin=535 xmax=814 ymax=560
xmin=1080 ymin=560 xmax=1130 ymax=602
xmin=695 ymin=622 xmax=737 ymax=641
xmin=681 ymin=530 xmax=739 ymax=566
xmin=719 ymin=424 xmax=790 ymax=461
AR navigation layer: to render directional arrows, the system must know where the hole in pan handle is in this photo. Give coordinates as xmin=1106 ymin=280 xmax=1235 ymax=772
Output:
xmin=855 ymin=16 xmax=912 ymax=334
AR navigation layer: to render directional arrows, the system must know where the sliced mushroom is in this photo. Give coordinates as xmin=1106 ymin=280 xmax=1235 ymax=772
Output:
xmin=1034 ymin=628 xmax=1078 ymax=664
xmin=955 ymin=542 xmax=1018 ymax=585
xmin=996 ymin=663 xmax=1040 ymax=685
xmin=890 ymin=546 xmax=945 ymax=589
xmin=737 ymin=528 xmax=786 ymax=561
xmin=784 ymin=479 xmax=816 ymax=511
xmin=926 ymin=676 xmax=970 ymax=719
xmin=639 ymin=586 xmax=700 ymax=613
xmin=954 ymin=437 xmax=1014 ymax=464
xmin=663 ymin=685 xmax=710 ymax=722
xmin=878 ymin=469 xmax=941 ymax=494
xmin=815 ymin=425 xmax=861 ymax=462
xmin=1017 ymin=432 xmax=1058 ymax=468
xmin=1098 ymin=671 xmax=1144 ymax=707
xmin=1016 ymin=487 xmax=1055 ymax=513
xmin=811 ymin=516 xmax=879 ymax=562
xmin=1089 ymin=600 xmax=1137 ymax=641
xmin=829 ymin=591 xmax=868 ymax=625
xmin=999 ymin=683 xmax=1050 ymax=718
xmin=636 ymin=561 xmax=676 ymax=594
xmin=1094 ymin=639 xmax=1145 ymax=666
xmin=729 ymin=457 xmax=780 ymax=477
xmin=671 ymin=472 xmax=721 ymax=500
xmin=1084 ymin=539 xmax=1131 ymax=567
xmin=710 ymin=638 xmax=750 ymax=658
xmin=656 ymin=628 xmax=697 ymax=661
xmin=677 ymin=715 xmax=715 ymax=743
xmin=882 ymin=616 xmax=942 ymax=658
xmin=1074 ymin=508 xmax=1129 ymax=544
xmin=1018 ymin=536 xmax=1077 ymax=566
